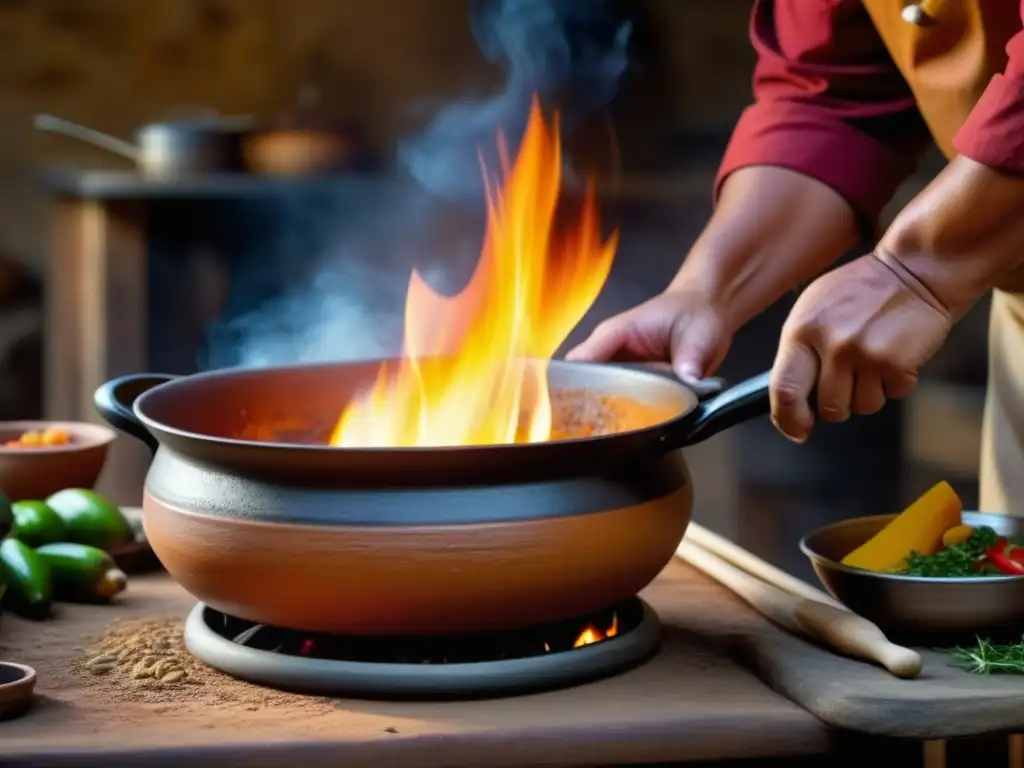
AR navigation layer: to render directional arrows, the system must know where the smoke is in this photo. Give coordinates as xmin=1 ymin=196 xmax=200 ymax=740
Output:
xmin=401 ymin=0 xmax=631 ymax=200
xmin=201 ymin=0 xmax=632 ymax=372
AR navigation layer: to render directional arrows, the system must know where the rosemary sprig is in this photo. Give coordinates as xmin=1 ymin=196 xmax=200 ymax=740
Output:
xmin=948 ymin=636 xmax=1024 ymax=675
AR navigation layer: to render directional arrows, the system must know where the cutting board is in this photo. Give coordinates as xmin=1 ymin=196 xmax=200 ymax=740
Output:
xmin=739 ymin=631 xmax=1024 ymax=739
xmin=684 ymin=573 xmax=1024 ymax=739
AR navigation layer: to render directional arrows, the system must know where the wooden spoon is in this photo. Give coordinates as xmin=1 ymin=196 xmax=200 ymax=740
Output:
xmin=677 ymin=539 xmax=923 ymax=679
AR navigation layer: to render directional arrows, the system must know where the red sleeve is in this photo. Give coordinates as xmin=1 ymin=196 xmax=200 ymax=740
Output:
xmin=953 ymin=1 xmax=1024 ymax=172
xmin=716 ymin=0 xmax=932 ymax=228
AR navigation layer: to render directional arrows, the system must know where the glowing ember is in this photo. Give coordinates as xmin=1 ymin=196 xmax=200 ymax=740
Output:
xmin=330 ymin=96 xmax=618 ymax=448
xmin=573 ymin=612 xmax=619 ymax=648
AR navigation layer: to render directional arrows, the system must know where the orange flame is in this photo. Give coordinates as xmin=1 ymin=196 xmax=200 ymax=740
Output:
xmin=573 ymin=613 xmax=619 ymax=648
xmin=330 ymin=97 xmax=617 ymax=448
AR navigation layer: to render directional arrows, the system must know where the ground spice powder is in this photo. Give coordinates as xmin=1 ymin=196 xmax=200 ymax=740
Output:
xmin=78 ymin=615 xmax=336 ymax=713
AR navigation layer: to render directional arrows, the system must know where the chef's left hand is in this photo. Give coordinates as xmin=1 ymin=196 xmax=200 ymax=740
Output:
xmin=770 ymin=251 xmax=954 ymax=443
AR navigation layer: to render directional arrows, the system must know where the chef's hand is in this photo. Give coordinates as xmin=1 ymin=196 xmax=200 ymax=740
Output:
xmin=565 ymin=290 xmax=732 ymax=389
xmin=770 ymin=251 xmax=953 ymax=443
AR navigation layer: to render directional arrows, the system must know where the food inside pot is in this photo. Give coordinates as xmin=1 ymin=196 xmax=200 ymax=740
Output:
xmin=841 ymin=481 xmax=1024 ymax=578
xmin=232 ymin=387 xmax=673 ymax=446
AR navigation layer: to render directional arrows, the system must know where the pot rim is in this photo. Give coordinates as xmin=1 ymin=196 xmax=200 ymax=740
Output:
xmin=131 ymin=358 xmax=698 ymax=458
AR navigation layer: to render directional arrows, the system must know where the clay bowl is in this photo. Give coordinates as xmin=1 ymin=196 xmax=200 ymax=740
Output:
xmin=94 ymin=359 xmax=773 ymax=636
xmin=0 ymin=421 xmax=115 ymax=502
xmin=801 ymin=511 xmax=1024 ymax=645
xmin=242 ymin=124 xmax=365 ymax=176
xmin=0 ymin=662 xmax=37 ymax=721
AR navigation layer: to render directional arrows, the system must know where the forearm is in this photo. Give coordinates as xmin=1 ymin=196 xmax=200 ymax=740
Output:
xmin=890 ymin=2 xmax=1024 ymax=317
xmin=670 ymin=166 xmax=860 ymax=332
xmin=676 ymin=0 xmax=929 ymax=335
xmin=879 ymin=156 xmax=1024 ymax=319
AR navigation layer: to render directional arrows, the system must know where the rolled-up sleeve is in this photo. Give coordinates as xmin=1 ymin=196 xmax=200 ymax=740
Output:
xmin=953 ymin=1 xmax=1024 ymax=172
xmin=716 ymin=0 xmax=932 ymax=227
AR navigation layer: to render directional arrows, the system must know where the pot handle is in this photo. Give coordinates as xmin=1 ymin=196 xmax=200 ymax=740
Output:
xmin=93 ymin=373 xmax=178 ymax=455
xmin=34 ymin=114 xmax=140 ymax=161
xmin=662 ymin=370 xmax=772 ymax=449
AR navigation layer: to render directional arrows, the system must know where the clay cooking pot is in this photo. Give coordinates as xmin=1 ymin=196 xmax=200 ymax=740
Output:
xmin=94 ymin=360 xmax=772 ymax=635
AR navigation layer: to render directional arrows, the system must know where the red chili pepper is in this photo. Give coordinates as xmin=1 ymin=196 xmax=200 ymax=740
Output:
xmin=985 ymin=542 xmax=1024 ymax=575
xmin=988 ymin=538 xmax=1024 ymax=562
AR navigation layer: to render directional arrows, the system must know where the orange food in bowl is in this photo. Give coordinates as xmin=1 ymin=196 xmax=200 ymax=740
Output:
xmin=4 ymin=427 xmax=71 ymax=449
xmin=840 ymin=481 xmax=963 ymax=572
xmin=941 ymin=524 xmax=976 ymax=548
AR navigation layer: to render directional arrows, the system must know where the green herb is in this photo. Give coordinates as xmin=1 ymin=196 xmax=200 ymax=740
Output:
xmin=898 ymin=526 xmax=1001 ymax=577
xmin=948 ymin=636 xmax=1024 ymax=675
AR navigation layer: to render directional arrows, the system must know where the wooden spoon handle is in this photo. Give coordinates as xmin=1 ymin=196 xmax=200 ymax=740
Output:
xmin=676 ymin=539 xmax=922 ymax=679
xmin=792 ymin=599 xmax=922 ymax=679
xmin=685 ymin=522 xmax=843 ymax=608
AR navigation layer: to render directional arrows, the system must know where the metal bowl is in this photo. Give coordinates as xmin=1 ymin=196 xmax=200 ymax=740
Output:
xmin=800 ymin=511 xmax=1024 ymax=646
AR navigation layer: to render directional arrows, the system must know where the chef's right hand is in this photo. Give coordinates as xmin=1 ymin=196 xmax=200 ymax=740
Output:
xmin=565 ymin=290 xmax=733 ymax=388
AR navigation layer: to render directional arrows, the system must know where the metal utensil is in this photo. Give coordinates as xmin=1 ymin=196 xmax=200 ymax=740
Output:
xmin=677 ymin=537 xmax=922 ymax=678
xmin=801 ymin=510 xmax=1024 ymax=645
xmin=35 ymin=113 xmax=253 ymax=175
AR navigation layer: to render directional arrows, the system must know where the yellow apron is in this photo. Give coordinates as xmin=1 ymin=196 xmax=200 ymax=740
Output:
xmin=861 ymin=0 xmax=1024 ymax=513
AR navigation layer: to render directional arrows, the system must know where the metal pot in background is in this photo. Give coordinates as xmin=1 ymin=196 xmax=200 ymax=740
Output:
xmin=36 ymin=112 xmax=373 ymax=177
xmin=35 ymin=113 xmax=256 ymax=175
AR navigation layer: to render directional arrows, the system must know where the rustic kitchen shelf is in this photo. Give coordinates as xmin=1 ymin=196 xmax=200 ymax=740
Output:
xmin=40 ymin=168 xmax=719 ymax=202
xmin=41 ymin=169 xmax=398 ymax=200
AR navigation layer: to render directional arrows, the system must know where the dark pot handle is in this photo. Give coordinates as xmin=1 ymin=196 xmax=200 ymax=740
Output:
xmin=93 ymin=373 xmax=179 ymax=455
xmin=661 ymin=370 xmax=772 ymax=449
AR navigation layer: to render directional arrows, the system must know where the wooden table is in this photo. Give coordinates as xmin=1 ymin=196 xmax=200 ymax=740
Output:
xmin=7 ymin=523 xmax=1023 ymax=765
xmin=8 ymin=556 xmax=1016 ymax=767
xmin=0 ymin=562 xmax=836 ymax=767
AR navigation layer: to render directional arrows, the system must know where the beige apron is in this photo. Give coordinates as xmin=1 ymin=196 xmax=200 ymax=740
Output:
xmin=861 ymin=0 xmax=1024 ymax=513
